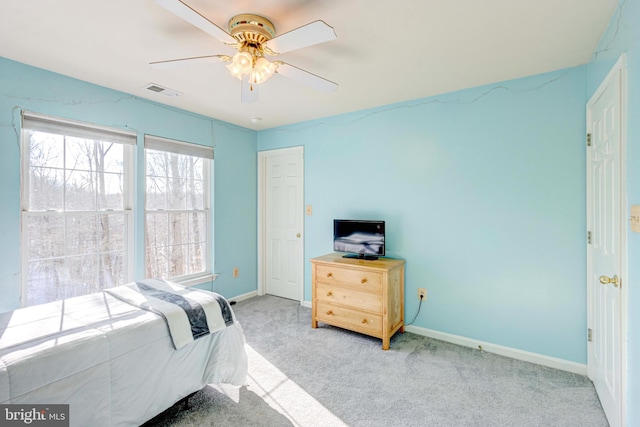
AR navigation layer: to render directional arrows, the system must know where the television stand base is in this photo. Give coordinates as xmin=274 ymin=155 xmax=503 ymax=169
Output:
xmin=342 ymin=254 xmax=379 ymax=260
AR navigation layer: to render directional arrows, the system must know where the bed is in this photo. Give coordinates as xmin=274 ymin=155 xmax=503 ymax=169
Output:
xmin=0 ymin=279 xmax=248 ymax=426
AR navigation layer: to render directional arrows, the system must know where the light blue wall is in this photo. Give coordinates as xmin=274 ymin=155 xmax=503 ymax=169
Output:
xmin=0 ymin=57 xmax=258 ymax=310
xmin=587 ymin=0 xmax=640 ymax=424
xmin=258 ymin=67 xmax=588 ymax=363
xmin=2 ymin=3 xmax=638 ymax=419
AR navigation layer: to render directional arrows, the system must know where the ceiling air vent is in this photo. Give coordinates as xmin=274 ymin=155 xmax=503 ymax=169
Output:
xmin=144 ymin=83 xmax=181 ymax=97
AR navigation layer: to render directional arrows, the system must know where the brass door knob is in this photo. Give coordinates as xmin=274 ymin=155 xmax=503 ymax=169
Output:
xmin=599 ymin=275 xmax=619 ymax=287
xmin=296 ymin=233 xmax=301 ymax=238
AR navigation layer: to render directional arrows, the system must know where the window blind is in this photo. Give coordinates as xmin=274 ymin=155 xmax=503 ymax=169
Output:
xmin=144 ymin=134 xmax=214 ymax=159
xmin=22 ymin=111 xmax=136 ymax=145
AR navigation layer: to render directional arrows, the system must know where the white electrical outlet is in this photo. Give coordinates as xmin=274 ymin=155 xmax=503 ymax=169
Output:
xmin=418 ymin=288 xmax=427 ymax=300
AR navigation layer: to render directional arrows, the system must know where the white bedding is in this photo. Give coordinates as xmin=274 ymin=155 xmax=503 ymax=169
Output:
xmin=0 ymin=288 xmax=248 ymax=426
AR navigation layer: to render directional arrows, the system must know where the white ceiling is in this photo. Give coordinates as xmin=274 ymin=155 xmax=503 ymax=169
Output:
xmin=0 ymin=0 xmax=617 ymax=130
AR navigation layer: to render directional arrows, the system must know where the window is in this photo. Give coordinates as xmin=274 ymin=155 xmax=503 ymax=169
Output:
xmin=144 ymin=135 xmax=212 ymax=282
xmin=21 ymin=112 xmax=134 ymax=306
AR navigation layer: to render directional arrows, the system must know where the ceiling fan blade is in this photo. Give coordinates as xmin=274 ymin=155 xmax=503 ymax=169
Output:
xmin=276 ymin=62 xmax=338 ymax=93
xmin=154 ymin=0 xmax=235 ymax=45
xmin=241 ymin=75 xmax=259 ymax=103
xmin=150 ymin=55 xmax=230 ymax=69
xmin=265 ymin=21 xmax=336 ymax=54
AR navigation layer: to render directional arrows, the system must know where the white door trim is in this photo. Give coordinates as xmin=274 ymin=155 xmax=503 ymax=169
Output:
xmin=257 ymin=146 xmax=304 ymax=302
xmin=586 ymin=53 xmax=628 ymax=427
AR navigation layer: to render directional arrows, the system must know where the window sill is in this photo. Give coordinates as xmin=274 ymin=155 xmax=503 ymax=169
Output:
xmin=173 ymin=273 xmax=218 ymax=288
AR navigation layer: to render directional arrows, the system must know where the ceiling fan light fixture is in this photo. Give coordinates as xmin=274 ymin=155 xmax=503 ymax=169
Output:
xmin=251 ymin=57 xmax=278 ymax=84
xmin=226 ymin=51 xmax=253 ymax=79
xmin=224 ymin=14 xmax=280 ymax=85
xmin=226 ymin=51 xmax=277 ymax=84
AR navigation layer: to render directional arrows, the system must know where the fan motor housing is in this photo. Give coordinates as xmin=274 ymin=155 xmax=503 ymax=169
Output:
xmin=228 ymin=14 xmax=275 ymax=45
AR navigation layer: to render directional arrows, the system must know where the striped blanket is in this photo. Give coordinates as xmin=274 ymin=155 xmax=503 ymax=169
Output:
xmin=105 ymin=279 xmax=233 ymax=349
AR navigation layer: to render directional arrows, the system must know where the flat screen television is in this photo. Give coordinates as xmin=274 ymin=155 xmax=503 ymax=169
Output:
xmin=333 ymin=219 xmax=385 ymax=260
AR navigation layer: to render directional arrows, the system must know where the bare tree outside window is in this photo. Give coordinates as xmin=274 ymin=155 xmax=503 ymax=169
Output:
xmin=145 ymin=147 xmax=208 ymax=281
xmin=21 ymin=117 xmax=208 ymax=306
xmin=22 ymin=126 xmax=132 ymax=307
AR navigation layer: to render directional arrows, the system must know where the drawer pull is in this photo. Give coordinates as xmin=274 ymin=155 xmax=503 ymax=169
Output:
xmin=361 ymin=278 xmax=367 ymax=284
xmin=326 ymin=310 xmax=333 ymax=315
xmin=326 ymin=291 xmax=333 ymax=297
xmin=361 ymin=318 xmax=368 ymax=324
xmin=326 ymin=272 xmax=333 ymax=278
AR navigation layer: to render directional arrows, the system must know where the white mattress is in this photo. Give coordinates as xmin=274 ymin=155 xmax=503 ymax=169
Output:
xmin=0 ymin=290 xmax=248 ymax=426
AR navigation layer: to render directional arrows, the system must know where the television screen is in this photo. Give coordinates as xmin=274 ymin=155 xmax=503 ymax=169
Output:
xmin=333 ymin=219 xmax=385 ymax=259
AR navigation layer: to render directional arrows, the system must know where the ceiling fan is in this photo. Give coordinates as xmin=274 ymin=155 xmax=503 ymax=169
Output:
xmin=151 ymin=0 xmax=338 ymax=103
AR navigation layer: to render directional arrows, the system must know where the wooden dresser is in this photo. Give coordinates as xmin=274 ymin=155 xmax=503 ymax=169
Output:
xmin=310 ymin=253 xmax=405 ymax=350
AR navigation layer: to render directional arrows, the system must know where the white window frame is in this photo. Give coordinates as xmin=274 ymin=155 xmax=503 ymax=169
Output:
xmin=144 ymin=134 xmax=213 ymax=286
xmin=20 ymin=111 xmax=135 ymax=306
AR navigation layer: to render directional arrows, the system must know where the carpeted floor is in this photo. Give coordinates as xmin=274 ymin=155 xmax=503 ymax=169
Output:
xmin=143 ymin=295 xmax=608 ymax=427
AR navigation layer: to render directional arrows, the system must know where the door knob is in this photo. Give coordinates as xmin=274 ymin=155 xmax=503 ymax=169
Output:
xmin=296 ymin=233 xmax=301 ymax=238
xmin=599 ymin=275 xmax=619 ymax=287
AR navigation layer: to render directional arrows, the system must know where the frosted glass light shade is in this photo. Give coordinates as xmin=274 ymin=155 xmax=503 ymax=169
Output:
xmin=226 ymin=51 xmax=253 ymax=79
xmin=250 ymin=57 xmax=277 ymax=84
xmin=226 ymin=51 xmax=277 ymax=84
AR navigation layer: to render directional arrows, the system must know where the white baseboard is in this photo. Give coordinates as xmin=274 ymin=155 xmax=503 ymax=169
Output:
xmin=405 ymin=325 xmax=587 ymax=376
xmin=277 ymin=300 xmax=585 ymax=375
xmin=227 ymin=290 xmax=258 ymax=303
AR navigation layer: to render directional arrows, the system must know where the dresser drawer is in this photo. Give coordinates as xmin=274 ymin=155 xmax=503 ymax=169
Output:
xmin=315 ymin=301 xmax=382 ymax=336
xmin=315 ymin=264 xmax=382 ymax=293
xmin=315 ymin=282 xmax=382 ymax=312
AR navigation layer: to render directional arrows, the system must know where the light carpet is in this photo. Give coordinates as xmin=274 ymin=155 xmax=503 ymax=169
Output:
xmin=143 ymin=295 xmax=608 ymax=427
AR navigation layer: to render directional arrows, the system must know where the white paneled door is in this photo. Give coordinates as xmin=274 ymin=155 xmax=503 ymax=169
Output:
xmin=586 ymin=55 xmax=626 ymax=427
xmin=261 ymin=147 xmax=304 ymax=301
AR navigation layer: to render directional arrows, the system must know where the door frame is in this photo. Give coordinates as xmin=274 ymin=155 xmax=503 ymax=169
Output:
xmin=586 ymin=53 xmax=627 ymax=426
xmin=257 ymin=146 xmax=305 ymax=302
